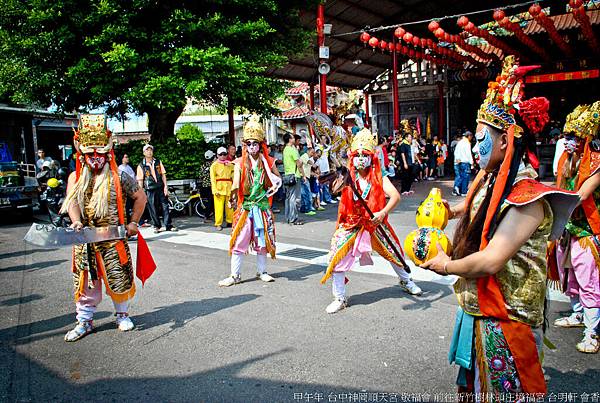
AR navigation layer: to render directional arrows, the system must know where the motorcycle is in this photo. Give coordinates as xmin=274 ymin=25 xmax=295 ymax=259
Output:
xmin=167 ymin=182 xmax=210 ymax=219
xmin=40 ymin=177 xmax=71 ymax=227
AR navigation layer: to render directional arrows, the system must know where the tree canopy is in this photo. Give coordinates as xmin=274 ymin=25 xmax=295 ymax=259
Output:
xmin=0 ymin=0 xmax=316 ymax=141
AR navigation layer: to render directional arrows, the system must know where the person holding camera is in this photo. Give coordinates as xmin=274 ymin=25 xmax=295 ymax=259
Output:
xmin=136 ymin=144 xmax=177 ymax=233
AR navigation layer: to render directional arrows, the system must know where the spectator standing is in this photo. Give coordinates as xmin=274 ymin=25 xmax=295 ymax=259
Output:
xmin=299 ymin=146 xmax=316 ymax=216
xmin=397 ymin=133 xmax=414 ymax=195
xmin=315 ymin=147 xmax=335 ymax=204
xmin=210 ymin=147 xmax=235 ymax=230
xmin=118 ymin=154 xmax=136 ymax=180
xmin=452 ymin=132 xmax=473 ymax=196
xmin=36 ymin=149 xmax=52 ymax=172
xmin=283 ymin=133 xmax=303 ymax=225
xmin=273 ymin=144 xmax=285 ymax=202
xmin=437 ymin=139 xmax=448 ymax=177
xmin=424 ymin=138 xmax=436 ymax=180
xmin=119 ymin=153 xmax=136 ymax=221
xmin=226 ymin=144 xmax=236 ymax=162
xmin=136 ymin=144 xmax=177 ymax=233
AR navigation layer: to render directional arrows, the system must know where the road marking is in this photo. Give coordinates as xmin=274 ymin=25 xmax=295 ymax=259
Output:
xmin=140 ymin=227 xmax=569 ymax=302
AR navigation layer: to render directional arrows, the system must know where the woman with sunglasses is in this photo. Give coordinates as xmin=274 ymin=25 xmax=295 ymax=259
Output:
xmin=218 ymin=116 xmax=282 ymax=287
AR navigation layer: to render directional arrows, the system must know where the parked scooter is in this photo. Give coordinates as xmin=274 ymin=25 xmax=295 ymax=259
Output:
xmin=40 ymin=174 xmax=71 ymax=227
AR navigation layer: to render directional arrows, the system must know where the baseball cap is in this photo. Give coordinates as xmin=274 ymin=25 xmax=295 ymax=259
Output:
xmin=204 ymin=150 xmax=216 ymax=160
xmin=217 ymin=146 xmax=227 ymax=155
xmin=143 ymin=144 xmax=154 ymax=152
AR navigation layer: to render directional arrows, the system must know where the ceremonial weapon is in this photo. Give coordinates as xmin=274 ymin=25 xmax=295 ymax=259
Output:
xmin=330 ymin=167 xmax=411 ymax=273
xmin=23 ymin=223 xmax=126 ymax=248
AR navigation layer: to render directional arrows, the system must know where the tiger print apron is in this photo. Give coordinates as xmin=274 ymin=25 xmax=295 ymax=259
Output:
xmin=71 ymin=172 xmax=135 ymax=303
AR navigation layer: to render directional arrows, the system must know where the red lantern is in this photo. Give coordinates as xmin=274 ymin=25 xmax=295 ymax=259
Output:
xmin=379 ymin=40 xmax=388 ymax=50
xmin=493 ymin=9 xmax=506 ymax=22
xmin=529 ymin=4 xmax=542 ymax=17
xmin=457 ymin=16 xmax=469 ymax=28
xmin=368 ymin=37 xmax=379 ymax=48
xmin=388 ymin=42 xmax=395 ymax=52
xmin=401 ymin=47 xmax=408 ymax=55
xmin=408 ymin=49 xmax=415 ymax=58
xmin=403 ymin=32 xmax=413 ymax=43
xmin=421 ymin=38 xmax=428 ymax=48
xmin=570 ymin=0 xmax=583 ymax=8
xmin=465 ymin=22 xmax=475 ymax=32
xmin=396 ymin=42 xmax=402 ymax=52
xmin=428 ymin=21 xmax=440 ymax=32
xmin=443 ymin=32 xmax=451 ymax=42
xmin=427 ymin=39 xmax=434 ymax=47
xmin=499 ymin=17 xmax=509 ymax=27
xmin=394 ymin=27 xmax=405 ymax=39
xmin=434 ymin=28 xmax=445 ymax=38
xmin=412 ymin=36 xmax=420 ymax=46
xmin=360 ymin=32 xmax=371 ymax=43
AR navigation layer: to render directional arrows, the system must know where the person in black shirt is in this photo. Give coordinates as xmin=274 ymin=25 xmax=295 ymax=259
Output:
xmin=397 ymin=133 xmax=414 ymax=195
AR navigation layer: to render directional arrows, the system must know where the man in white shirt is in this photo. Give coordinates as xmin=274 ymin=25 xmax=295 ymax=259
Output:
xmin=316 ymin=147 xmax=335 ymax=204
xmin=453 ymin=132 xmax=474 ymax=196
xmin=553 ymin=135 xmax=566 ymax=176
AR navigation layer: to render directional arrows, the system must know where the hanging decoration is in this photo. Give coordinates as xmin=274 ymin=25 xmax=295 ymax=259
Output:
xmin=428 ymin=21 xmax=497 ymax=63
xmin=528 ymin=4 xmax=573 ymax=58
xmin=493 ymin=9 xmax=551 ymax=61
xmin=359 ymin=31 xmax=371 ymax=44
xmin=397 ymin=25 xmax=472 ymax=66
xmin=569 ymin=0 xmax=600 ymax=55
xmin=456 ymin=15 xmax=521 ymax=60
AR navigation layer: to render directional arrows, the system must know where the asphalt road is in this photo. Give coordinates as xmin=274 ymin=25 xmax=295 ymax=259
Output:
xmin=1 ymin=180 xmax=598 ymax=402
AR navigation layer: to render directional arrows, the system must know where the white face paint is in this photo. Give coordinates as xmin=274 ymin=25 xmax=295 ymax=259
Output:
xmin=564 ymin=138 xmax=578 ymax=154
xmin=474 ymin=125 xmax=494 ymax=170
xmin=246 ymin=141 xmax=260 ymax=156
xmin=353 ymin=154 xmax=372 ymax=170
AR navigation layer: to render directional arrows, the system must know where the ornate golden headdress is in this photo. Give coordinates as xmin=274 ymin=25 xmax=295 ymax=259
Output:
xmin=242 ymin=114 xmax=265 ymax=142
xmin=350 ymin=128 xmax=377 ymax=153
xmin=74 ymin=114 xmax=112 ymax=154
xmin=564 ymin=102 xmax=600 ymax=139
xmin=477 ymin=56 xmax=538 ymax=133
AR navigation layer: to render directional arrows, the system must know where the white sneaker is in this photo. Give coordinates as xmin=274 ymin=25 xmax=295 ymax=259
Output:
xmin=399 ymin=279 xmax=423 ymax=296
xmin=576 ymin=334 xmax=599 ymax=354
xmin=64 ymin=320 xmax=93 ymax=342
xmin=116 ymin=314 xmax=134 ymax=332
xmin=218 ymin=275 xmax=241 ymax=287
xmin=321 ymin=201 xmax=328 ymax=205
xmin=325 ymin=298 xmax=347 ymax=314
xmin=554 ymin=312 xmax=585 ymax=328
xmin=257 ymin=272 xmax=275 ymax=282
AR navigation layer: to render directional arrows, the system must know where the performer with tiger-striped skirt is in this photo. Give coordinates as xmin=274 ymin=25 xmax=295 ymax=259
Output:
xmin=60 ymin=114 xmax=147 ymax=342
xmin=320 ymin=128 xmax=422 ymax=315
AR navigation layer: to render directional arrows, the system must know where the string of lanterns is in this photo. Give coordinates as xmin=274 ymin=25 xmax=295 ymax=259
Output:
xmin=358 ymin=1 xmax=594 ymax=68
xmin=492 ymin=9 xmax=551 ymax=61
xmin=570 ymin=0 xmax=600 ymax=55
xmin=528 ymin=3 xmax=573 ymax=57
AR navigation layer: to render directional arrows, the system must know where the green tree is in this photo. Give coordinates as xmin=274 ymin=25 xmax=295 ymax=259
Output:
xmin=176 ymin=123 xmax=204 ymax=141
xmin=0 ymin=0 xmax=315 ymax=142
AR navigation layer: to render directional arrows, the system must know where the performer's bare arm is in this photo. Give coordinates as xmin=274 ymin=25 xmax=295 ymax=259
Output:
xmin=66 ymin=172 xmax=83 ymax=231
xmin=578 ymin=171 xmax=600 ymax=201
xmin=136 ymin=165 xmax=144 ymax=189
xmin=371 ymin=176 xmax=400 ymax=226
xmin=127 ymin=188 xmax=147 ymax=236
xmin=422 ymin=200 xmax=544 ymax=277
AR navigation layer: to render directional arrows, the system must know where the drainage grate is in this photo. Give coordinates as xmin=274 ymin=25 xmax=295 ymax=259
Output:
xmin=279 ymin=247 xmax=328 ymax=260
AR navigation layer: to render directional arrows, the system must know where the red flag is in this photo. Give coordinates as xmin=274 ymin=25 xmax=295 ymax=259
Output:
xmin=135 ymin=232 xmax=156 ymax=286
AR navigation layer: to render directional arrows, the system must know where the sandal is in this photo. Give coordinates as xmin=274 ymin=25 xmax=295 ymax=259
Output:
xmin=576 ymin=335 xmax=599 ymax=354
xmin=291 ymin=220 xmax=305 ymax=225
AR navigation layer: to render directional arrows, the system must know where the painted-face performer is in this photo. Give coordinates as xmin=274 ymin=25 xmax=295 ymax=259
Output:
xmin=422 ymin=57 xmax=579 ymax=396
xmin=60 ymin=114 xmax=147 ymax=342
xmin=320 ymin=128 xmax=422 ymax=315
xmin=218 ymin=115 xmax=282 ymax=287
xmin=552 ymin=101 xmax=600 ymax=354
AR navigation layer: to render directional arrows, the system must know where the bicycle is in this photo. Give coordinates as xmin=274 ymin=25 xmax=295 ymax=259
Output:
xmin=167 ymin=182 xmax=210 ymax=219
